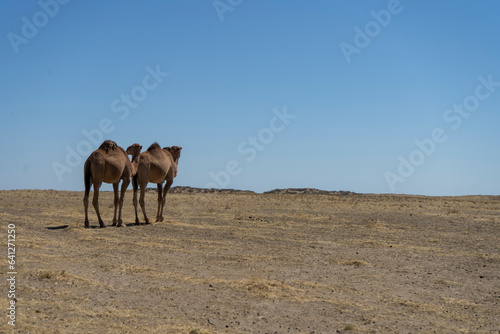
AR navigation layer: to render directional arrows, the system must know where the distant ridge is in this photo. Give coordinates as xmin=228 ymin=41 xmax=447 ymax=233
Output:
xmin=148 ymin=186 xmax=255 ymax=194
xmin=264 ymin=188 xmax=356 ymax=195
xmin=145 ymin=186 xmax=356 ymax=195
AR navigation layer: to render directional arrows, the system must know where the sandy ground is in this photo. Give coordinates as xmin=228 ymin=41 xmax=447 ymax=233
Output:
xmin=0 ymin=189 xmax=499 ymax=333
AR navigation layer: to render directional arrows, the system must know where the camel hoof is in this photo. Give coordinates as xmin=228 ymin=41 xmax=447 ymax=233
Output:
xmin=99 ymin=224 xmax=106 ymax=228
xmin=84 ymin=225 xmax=90 ymax=229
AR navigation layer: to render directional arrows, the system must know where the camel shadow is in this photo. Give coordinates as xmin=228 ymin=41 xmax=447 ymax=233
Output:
xmin=46 ymin=225 xmax=70 ymax=230
xmin=45 ymin=223 xmax=152 ymax=229
xmin=46 ymin=224 xmax=108 ymax=230
xmin=124 ymin=222 xmax=152 ymax=227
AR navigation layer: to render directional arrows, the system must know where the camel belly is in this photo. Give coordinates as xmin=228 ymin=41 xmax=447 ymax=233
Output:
xmin=103 ymin=175 xmax=123 ymax=184
xmin=148 ymin=172 xmax=166 ymax=183
xmin=148 ymin=163 xmax=167 ymax=183
xmin=103 ymin=165 xmax=125 ymax=183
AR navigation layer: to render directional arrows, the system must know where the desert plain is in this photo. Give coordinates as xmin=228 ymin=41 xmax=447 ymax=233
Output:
xmin=0 ymin=188 xmax=499 ymax=333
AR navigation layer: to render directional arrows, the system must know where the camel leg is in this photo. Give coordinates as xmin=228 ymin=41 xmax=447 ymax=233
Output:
xmin=116 ymin=178 xmax=129 ymax=227
xmin=155 ymin=183 xmax=163 ymax=222
xmin=112 ymin=183 xmax=119 ymax=226
xmin=132 ymin=175 xmax=140 ymax=225
xmin=139 ymin=181 xmax=150 ymax=224
xmin=83 ymin=187 xmax=90 ymax=228
xmin=92 ymin=182 xmax=105 ymax=228
xmin=158 ymin=179 xmax=173 ymax=222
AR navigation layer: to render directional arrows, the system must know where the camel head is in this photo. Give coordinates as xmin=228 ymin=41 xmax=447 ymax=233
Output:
xmin=164 ymin=146 xmax=182 ymax=163
xmin=126 ymin=143 xmax=142 ymax=157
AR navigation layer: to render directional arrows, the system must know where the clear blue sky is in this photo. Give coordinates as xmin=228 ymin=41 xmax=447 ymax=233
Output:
xmin=1 ymin=1 xmax=499 ymax=195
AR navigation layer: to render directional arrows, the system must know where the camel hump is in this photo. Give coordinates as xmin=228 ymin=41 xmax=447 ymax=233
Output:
xmin=147 ymin=142 xmax=161 ymax=151
xmin=99 ymin=140 xmax=118 ymax=153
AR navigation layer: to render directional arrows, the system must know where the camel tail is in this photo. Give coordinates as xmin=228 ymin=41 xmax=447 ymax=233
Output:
xmin=84 ymin=160 xmax=92 ymax=194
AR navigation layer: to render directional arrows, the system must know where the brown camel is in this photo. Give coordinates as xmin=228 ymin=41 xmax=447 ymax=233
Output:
xmin=83 ymin=140 xmax=134 ymax=228
xmin=132 ymin=143 xmax=182 ymax=224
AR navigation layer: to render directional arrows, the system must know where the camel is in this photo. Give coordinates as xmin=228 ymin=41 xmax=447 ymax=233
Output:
xmin=132 ymin=143 xmax=182 ymax=224
xmin=83 ymin=140 xmax=135 ymax=228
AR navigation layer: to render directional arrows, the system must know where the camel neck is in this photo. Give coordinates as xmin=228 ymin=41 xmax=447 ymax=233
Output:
xmin=131 ymin=153 xmax=141 ymax=173
xmin=169 ymin=151 xmax=181 ymax=166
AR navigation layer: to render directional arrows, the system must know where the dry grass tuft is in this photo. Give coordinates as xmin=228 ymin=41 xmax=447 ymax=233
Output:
xmin=446 ymin=207 xmax=460 ymax=214
xmin=343 ymin=324 xmax=355 ymax=331
xmin=328 ymin=258 xmax=372 ymax=267
xmin=36 ymin=270 xmax=65 ymax=280
xmin=344 ymin=260 xmax=371 ymax=267
xmin=235 ymin=278 xmax=297 ymax=299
